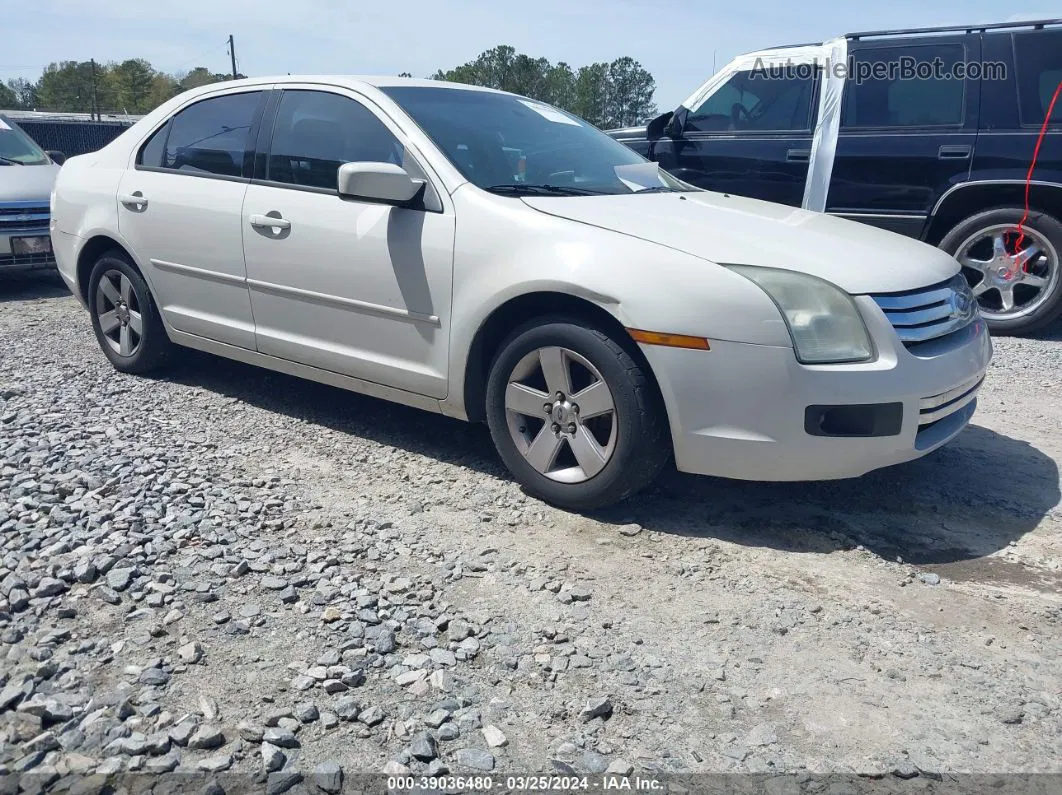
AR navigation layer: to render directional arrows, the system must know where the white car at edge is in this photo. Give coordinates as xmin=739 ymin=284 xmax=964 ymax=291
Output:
xmin=50 ymin=76 xmax=992 ymax=510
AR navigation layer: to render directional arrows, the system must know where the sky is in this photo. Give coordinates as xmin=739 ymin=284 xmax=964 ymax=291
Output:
xmin=3 ymin=1 xmax=1056 ymax=111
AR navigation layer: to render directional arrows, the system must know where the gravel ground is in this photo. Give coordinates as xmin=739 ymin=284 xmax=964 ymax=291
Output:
xmin=1 ymin=274 xmax=1061 ymax=791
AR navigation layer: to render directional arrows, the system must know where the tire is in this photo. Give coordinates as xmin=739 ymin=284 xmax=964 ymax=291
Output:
xmin=939 ymin=207 xmax=1062 ymax=335
xmin=87 ymin=250 xmax=174 ymax=374
xmin=485 ymin=318 xmax=670 ymax=511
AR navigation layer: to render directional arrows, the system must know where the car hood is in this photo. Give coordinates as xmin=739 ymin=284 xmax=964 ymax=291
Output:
xmin=521 ymin=191 xmax=959 ymax=294
xmin=0 ymin=163 xmax=61 ymax=204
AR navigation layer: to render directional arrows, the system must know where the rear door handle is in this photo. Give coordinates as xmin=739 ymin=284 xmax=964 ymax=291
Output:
xmin=786 ymin=149 xmax=811 ymax=163
xmin=249 ymin=213 xmax=291 ymax=231
xmin=119 ymin=191 xmax=148 ymax=210
xmin=938 ymin=145 xmax=971 ymax=160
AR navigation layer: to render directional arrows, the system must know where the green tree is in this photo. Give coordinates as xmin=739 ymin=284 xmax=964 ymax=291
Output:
xmin=179 ymin=67 xmax=227 ymax=91
xmin=544 ymin=62 xmax=576 ymax=109
xmin=108 ymin=59 xmax=156 ymax=113
xmin=6 ymin=78 xmax=38 ymax=109
xmin=0 ymin=82 xmax=16 ymax=109
xmin=36 ymin=61 xmax=97 ymax=112
xmin=432 ymin=45 xmax=657 ymax=129
xmin=572 ymin=62 xmax=610 ymax=126
xmin=606 ymin=56 xmax=657 ymax=128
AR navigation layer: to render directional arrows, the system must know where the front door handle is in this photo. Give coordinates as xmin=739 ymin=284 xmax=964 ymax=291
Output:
xmin=786 ymin=149 xmax=811 ymax=163
xmin=119 ymin=191 xmax=148 ymax=210
xmin=938 ymin=145 xmax=971 ymax=160
xmin=249 ymin=213 xmax=291 ymax=231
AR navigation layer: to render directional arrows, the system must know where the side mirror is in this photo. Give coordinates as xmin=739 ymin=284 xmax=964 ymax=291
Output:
xmin=646 ymin=111 xmax=675 ymax=142
xmin=46 ymin=150 xmax=66 ymax=165
xmin=337 ymin=162 xmax=425 ymax=208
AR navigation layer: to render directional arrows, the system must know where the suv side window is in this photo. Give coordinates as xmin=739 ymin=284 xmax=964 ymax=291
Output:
xmin=266 ymin=90 xmax=404 ymax=191
xmin=842 ymin=44 xmax=966 ymax=128
xmin=686 ymin=71 xmax=815 ymax=133
xmin=142 ymin=91 xmax=263 ymax=177
xmin=1013 ymin=29 xmax=1062 ymax=126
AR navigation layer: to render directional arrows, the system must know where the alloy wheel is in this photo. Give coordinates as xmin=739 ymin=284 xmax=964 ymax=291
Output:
xmin=504 ymin=346 xmax=618 ymax=483
xmin=956 ymin=224 xmax=1059 ymax=322
xmin=95 ymin=269 xmax=143 ymax=357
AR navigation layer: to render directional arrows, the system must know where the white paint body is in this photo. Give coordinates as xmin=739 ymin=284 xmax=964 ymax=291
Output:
xmin=50 ymin=76 xmax=992 ymax=483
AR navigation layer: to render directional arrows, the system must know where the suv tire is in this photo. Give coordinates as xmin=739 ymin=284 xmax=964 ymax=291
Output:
xmin=940 ymin=207 xmax=1062 ymax=335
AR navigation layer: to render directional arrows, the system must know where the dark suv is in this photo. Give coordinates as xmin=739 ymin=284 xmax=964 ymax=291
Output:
xmin=609 ymin=19 xmax=1062 ymax=334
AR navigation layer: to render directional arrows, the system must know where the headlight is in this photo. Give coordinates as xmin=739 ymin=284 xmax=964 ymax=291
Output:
xmin=727 ymin=266 xmax=874 ymax=364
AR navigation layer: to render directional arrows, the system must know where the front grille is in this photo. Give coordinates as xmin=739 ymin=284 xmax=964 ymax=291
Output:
xmin=871 ymin=274 xmax=978 ymax=345
xmin=919 ymin=374 xmax=984 ymax=426
xmin=0 ymin=205 xmax=50 ymax=231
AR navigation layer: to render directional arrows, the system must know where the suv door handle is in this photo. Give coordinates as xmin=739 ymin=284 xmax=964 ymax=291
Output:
xmin=786 ymin=149 xmax=811 ymax=163
xmin=249 ymin=213 xmax=291 ymax=231
xmin=938 ymin=145 xmax=971 ymax=160
xmin=119 ymin=191 xmax=148 ymax=210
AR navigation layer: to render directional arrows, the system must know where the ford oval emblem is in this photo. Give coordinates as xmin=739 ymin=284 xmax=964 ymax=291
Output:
xmin=951 ymin=291 xmax=972 ymax=318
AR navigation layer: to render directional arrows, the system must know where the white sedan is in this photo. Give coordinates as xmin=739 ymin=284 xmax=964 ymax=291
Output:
xmin=50 ymin=76 xmax=991 ymax=510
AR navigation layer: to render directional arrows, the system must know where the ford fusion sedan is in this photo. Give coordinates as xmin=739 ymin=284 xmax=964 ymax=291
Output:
xmin=50 ymin=77 xmax=992 ymax=510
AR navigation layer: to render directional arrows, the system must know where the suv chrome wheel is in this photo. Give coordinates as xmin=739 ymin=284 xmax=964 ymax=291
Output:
xmin=95 ymin=269 xmax=143 ymax=357
xmin=504 ymin=346 xmax=617 ymax=484
xmin=956 ymin=224 xmax=1059 ymax=322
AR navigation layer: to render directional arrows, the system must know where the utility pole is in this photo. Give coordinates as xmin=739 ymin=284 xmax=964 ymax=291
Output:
xmin=229 ymin=35 xmax=238 ymax=80
xmin=90 ymin=59 xmax=99 ymax=121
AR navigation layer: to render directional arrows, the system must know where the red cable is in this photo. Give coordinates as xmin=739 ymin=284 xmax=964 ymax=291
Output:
xmin=1012 ymin=77 xmax=1062 ymax=265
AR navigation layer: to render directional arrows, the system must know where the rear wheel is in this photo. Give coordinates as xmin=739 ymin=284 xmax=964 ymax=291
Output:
xmin=939 ymin=207 xmax=1062 ymax=335
xmin=485 ymin=319 xmax=670 ymax=511
xmin=87 ymin=251 xmax=173 ymax=374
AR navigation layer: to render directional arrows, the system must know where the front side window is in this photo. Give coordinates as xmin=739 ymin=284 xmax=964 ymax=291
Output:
xmin=0 ymin=116 xmax=49 ymax=166
xmin=381 ymin=86 xmax=688 ymax=195
xmin=842 ymin=44 xmax=965 ymax=128
xmin=1013 ymin=30 xmax=1062 ymax=126
xmin=143 ymin=91 xmax=263 ymax=177
xmin=685 ymin=71 xmax=816 ymax=133
xmin=265 ymin=90 xmax=405 ymax=190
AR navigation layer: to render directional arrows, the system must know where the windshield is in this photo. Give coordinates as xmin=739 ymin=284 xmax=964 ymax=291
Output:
xmin=0 ymin=116 xmax=50 ymax=166
xmin=381 ymin=86 xmax=693 ymax=196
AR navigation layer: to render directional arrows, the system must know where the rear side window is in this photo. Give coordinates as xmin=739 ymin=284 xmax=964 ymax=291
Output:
xmin=842 ymin=43 xmax=966 ymax=128
xmin=138 ymin=123 xmax=168 ymax=168
xmin=265 ymin=90 xmax=404 ymax=190
xmin=1013 ymin=30 xmax=1062 ymax=126
xmin=146 ymin=92 xmax=263 ymax=177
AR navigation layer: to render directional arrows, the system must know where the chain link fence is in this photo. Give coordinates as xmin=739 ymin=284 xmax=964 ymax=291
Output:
xmin=3 ymin=113 xmax=140 ymax=157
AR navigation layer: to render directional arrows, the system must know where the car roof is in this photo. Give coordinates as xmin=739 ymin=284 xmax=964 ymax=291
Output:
xmin=214 ymin=75 xmax=509 ymax=95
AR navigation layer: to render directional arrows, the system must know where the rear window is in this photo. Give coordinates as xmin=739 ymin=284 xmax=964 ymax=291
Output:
xmin=139 ymin=91 xmax=263 ymax=177
xmin=1013 ymin=29 xmax=1062 ymax=126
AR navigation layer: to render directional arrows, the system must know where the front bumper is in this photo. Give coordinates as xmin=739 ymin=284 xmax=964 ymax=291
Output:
xmin=1 ymin=230 xmax=56 ymax=274
xmin=642 ymin=308 xmax=992 ymax=482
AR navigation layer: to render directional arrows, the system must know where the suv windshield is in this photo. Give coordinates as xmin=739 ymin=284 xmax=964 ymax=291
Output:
xmin=0 ymin=116 xmax=50 ymax=166
xmin=381 ymin=86 xmax=692 ymax=196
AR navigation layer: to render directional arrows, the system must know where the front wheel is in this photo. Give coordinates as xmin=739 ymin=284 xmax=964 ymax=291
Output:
xmin=485 ymin=319 xmax=670 ymax=511
xmin=940 ymin=207 xmax=1062 ymax=335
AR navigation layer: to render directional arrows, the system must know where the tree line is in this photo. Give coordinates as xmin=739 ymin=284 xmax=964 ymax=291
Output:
xmin=0 ymin=60 xmax=238 ymax=117
xmin=1 ymin=45 xmax=658 ymax=129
